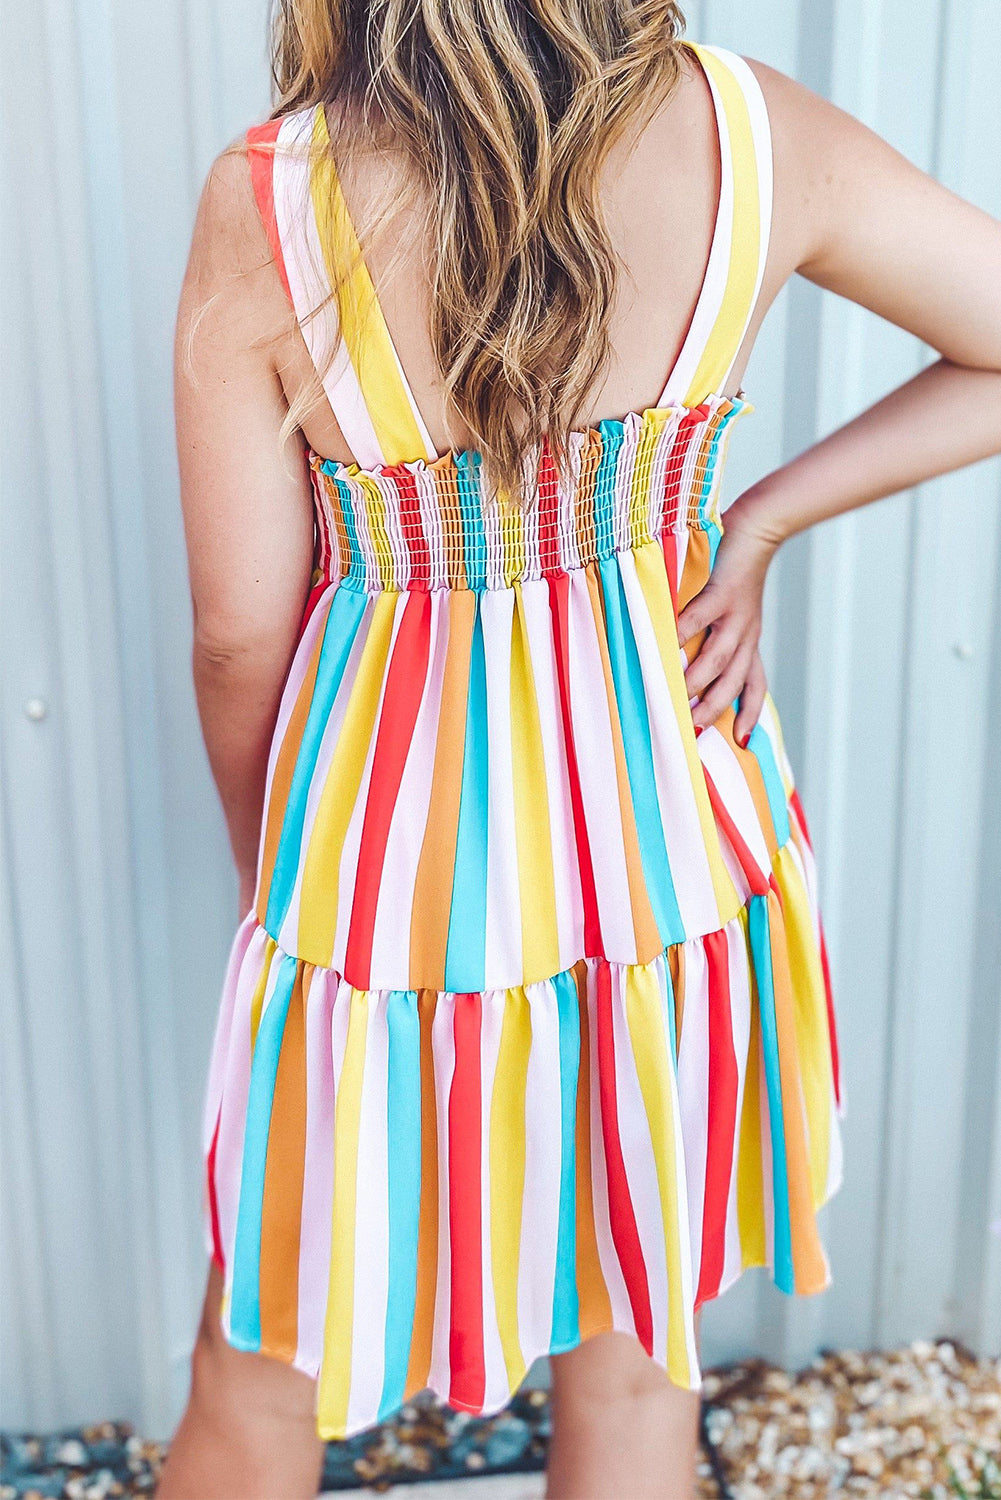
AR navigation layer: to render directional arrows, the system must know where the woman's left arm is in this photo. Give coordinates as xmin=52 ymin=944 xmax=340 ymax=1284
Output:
xmin=681 ymin=63 xmax=1001 ymax=742
xmin=175 ymin=145 xmax=315 ymax=915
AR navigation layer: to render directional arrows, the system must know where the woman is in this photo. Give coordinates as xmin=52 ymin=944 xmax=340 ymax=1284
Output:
xmin=159 ymin=2 xmax=1001 ymax=1495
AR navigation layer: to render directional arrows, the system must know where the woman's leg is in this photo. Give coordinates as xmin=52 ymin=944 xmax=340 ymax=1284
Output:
xmin=545 ymin=1332 xmax=700 ymax=1499
xmin=156 ymin=1263 xmax=325 ymax=1500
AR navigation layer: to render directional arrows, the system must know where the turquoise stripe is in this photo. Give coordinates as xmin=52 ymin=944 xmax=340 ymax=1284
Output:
xmin=264 ymin=585 xmax=369 ymax=937
xmin=598 ymin=555 xmax=685 ymax=946
xmin=379 ymin=991 xmax=422 ymax=1420
xmin=229 ymin=953 xmax=298 ymax=1349
xmin=550 ymin=970 xmax=581 ymax=1351
xmin=748 ymin=895 xmax=794 ymax=1293
xmin=444 ymin=604 xmax=490 ymax=990
xmin=456 ymin=451 xmax=487 ymax=591
xmin=747 ymin=722 xmax=791 ymax=846
xmin=594 ymin=421 xmax=625 ymax=559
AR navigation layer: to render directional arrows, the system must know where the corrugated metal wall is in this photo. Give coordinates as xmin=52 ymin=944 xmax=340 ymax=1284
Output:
xmin=2 ymin=0 xmax=998 ymax=1440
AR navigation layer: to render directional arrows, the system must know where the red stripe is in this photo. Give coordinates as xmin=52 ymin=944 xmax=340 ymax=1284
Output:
xmin=548 ymin=573 xmax=603 ymax=955
xmin=448 ymin=994 xmax=486 ymax=1410
xmin=661 ymin=530 xmax=680 ymax=611
xmin=789 ymin=787 xmax=814 ymax=851
xmin=246 ymin=120 xmax=292 ymax=305
xmin=819 ymin=923 xmax=841 ymax=1105
xmin=537 ymin=441 xmax=562 ymax=577
xmin=344 ymin=591 xmax=431 ymax=986
xmin=696 ymin=928 xmax=738 ymax=1305
xmin=206 ymin=1116 xmax=224 ymax=1270
xmin=662 ymin=404 xmax=710 ymax=527
xmin=701 ymin=764 xmax=770 ymax=896
xmin=594 ymin=962 xmax=654 ymax=1354
xmin=388 ymin=465 xmax=431 ymax=588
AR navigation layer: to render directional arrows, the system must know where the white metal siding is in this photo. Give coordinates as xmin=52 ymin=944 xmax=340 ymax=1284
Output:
xmin=2 ymin=0 xmax=998 ymax=1438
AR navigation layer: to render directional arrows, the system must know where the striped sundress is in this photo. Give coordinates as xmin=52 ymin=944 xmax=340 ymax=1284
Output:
xmin=201 ymin=41 xmax=844 ymax=1440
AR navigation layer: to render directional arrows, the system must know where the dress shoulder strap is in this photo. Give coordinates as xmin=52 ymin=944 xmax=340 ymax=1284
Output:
xmin=659 ymin=43 xmax=773 ymax=407
xmin=246 ymin=108 xmax=436 ymax=468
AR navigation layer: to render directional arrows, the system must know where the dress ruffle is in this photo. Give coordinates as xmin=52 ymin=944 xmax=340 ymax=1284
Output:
xmin=203 ymin=826 xmax=842 ymax=1440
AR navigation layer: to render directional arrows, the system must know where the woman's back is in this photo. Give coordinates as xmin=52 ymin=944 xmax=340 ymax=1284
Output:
xmin=268 ymin=43 xmax=756 ymax=465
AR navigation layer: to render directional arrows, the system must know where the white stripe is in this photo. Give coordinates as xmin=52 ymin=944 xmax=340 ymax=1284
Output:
xmin=698 ymin=725 xmax=774 ymax=881
xmin=330 ymin=597 xmax=409 ymax=979
xmin=480 ymin=588 xmax=523 ymax=989
xmin=479 ymin=991 xmax=510 ymax=1410
xmin=617 ymin=548 xmax=721 ymax=935
xmin=676 ymin=937 xmax=710 ymax=1285
xmin=518 ymin=579 xmax=583 ymax=972
xmin=585 ymin=966 xmax=635 ymax=1332
xmin=214 ymin=926 xmax=271 ymax=1320
xmin=612 ymin=965 xmax=670 ymax=1362
xmin=256 ymin=589 xmax=334 ymax=893
xmin=656 ymin=958 xmax=700 ymax=1379
xmin=703 ymin=46 xmax=774 ymax=392
xmin=369 ymin=593 xmax=448 ymax=987
xmin=517 ymin=982 xmax=563 ymax=1365
xmin=272 ymin=109 xmax=384 ymax=466
xmin=278 ymin=595 xmax=376 ymax=955
xmin=565 ymin=568 xmax=638 ymax=959
xmin=658 ymin=60 xmax=735 ymax=406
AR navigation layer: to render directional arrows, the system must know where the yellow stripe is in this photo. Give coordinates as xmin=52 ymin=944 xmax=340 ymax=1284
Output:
xmin=309 ymin=108 xmax=428 ymax=464
xmin=356 ymin=472 xmax=394 ymax=590
xmin=509 ymin=587 xmax=560 ymax=983
xmin=503 ymin=507 xmax=525 ymax=589
xmin=629 ymin=409 xmax=669 ymax=543
xmin=736 ymin=912 xmax=767 ymax=1266
xmin=633 ymin=543 xmax=741 ymax=921
xmin=490 ymin=988 xmax=532 ymax=1389
xmin=774 ymin=843 xmax=833 ymax=1206
xmin=683 ymin=45 xmax=761 ymax=405
xmin=317 ymin=989 xmax=368 ymax=1437
xmin=297 ymin=593 xmax=397 ymax=965
xmin=624 ymin=963 xmax=692 ymax=1384
xmin=249 ymin=937 xmax=277 ymax=1051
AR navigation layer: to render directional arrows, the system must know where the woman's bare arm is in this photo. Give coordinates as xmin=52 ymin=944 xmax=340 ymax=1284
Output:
xmin=681 ymin=63 xmax=1001 ymax=741
xmin=175 ymin=147 xmax=315 ymax=913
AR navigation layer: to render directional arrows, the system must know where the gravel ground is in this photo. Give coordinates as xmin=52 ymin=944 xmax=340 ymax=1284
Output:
xmin=2 ymin=1341 xmax=997 ymax=1498
xmin=700 ymin=1341 xmax=1000 ymax=1499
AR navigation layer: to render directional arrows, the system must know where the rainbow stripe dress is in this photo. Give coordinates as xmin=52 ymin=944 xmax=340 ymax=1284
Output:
xmin=202 ymin=42 xmax=844 ymax=1439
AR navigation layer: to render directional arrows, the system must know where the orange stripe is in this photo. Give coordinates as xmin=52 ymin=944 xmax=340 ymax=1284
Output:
xmin=409 ymin=592 xmax=476 ymax=988
xmin=258 ymin=964 xmax=308 ymax=1359
xmin=720 ymin=710 xmax=781 ymax=859
xmin=404 ymin=989 xmax=439 ymax=1397
xmin=572 ymin=961 xmax=613 ymax=1337
xmin=256 ymin=616 xmax=327 ymax=924
xmin=584 ymin=567 xmax=662 ymax=962
xmin=668 ymin=941 xmax=686 ymax=1053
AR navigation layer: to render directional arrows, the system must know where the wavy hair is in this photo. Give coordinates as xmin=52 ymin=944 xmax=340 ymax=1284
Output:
xmin=270 ymin=0 xmax=687 ymax=501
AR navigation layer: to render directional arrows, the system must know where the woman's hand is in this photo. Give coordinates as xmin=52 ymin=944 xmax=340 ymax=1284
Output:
xmin=676 ymin=501 xmax=780 ymax=744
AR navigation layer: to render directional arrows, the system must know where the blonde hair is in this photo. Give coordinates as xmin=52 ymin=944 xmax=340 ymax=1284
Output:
xmin=270 ymin=0 xmax=687 ymax=500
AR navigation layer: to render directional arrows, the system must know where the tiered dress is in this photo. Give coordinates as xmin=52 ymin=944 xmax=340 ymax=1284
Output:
xmin=201 ymin=41 xmax=844 ymax=1440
